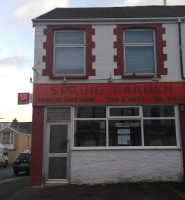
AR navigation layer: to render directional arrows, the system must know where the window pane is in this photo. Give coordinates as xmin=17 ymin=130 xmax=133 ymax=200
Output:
xmin=49 ymin=157 xmax=66 ymax=179
xmin=125 ymin=30 xmax=154 ymax=43
xmin=2 ymin=133 xmax=7 ymax=144
xmin=110 ymin=107 xmax=139 ymax=116
xmin=55 ymin=47 xmax=84 ymax=74
xmin=109 ymin=120 xmax=141 ymax=146
xmin=11 ymin=133 xmax=13 ymax=144
xmin=76 ymin=107 xmax=106 ymax=118
xmin=144 ymin=120 xmax=176 ymax=146
xmin=3 ymin=133 xmax=9 ymax=144
xmin=143 ymin=106 xmax=175 ymax=117
xmin=55 ymin=31 xmax=84 ymax=44
xmin=50 ymin=125 xmax=67 ymax=153
xmin=17 ymin=153 xmax=31 ymax=161
xmin=125 ymin=46 xmax=155 ymax=74
xmin=74 ymin=120 xmax=106 ymax=147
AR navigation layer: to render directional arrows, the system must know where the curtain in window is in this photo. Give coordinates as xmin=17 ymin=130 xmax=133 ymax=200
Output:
xmin=124 ymin=30 xmax=155 ymax=74
xmin=54 ymin=30 xmax=85 ymax=75
xmin=125 ymin=46 xmax=155 ymax=74
xmin=55 ymin=47 xmax=84 ymax=74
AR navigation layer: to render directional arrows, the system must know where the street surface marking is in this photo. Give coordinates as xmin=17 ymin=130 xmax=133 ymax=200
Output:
xmin=0 ymin=176 xmax=25 ymax=184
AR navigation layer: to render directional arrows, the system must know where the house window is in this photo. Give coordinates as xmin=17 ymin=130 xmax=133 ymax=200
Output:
xmin=43 ymin=25 xmax=95 ymax=79
xmin=54 ymin=30 xmax=85 ymax=75
xmin=2 ymin=132 xmax=13 ymax=144
xmin=73 ymin=106 xmax=178 ymax=148
xmin=114 ymin=24 xmax=167 ymax=78
xmin=124 ymin=29 xmax=156 ymax=75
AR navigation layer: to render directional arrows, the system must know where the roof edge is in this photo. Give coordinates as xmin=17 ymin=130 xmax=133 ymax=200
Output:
xmin=32 ymin=17 xmax=185 ymax=26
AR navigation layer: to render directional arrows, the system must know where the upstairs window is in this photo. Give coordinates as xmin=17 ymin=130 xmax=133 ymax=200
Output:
xmin=2 ymin=132 xmax=13 ymax=144
xmin=124 ymin=29 xmax=156 ymax=75
xmin=114 ymin=24 xmax=167 ymax=78
xmin=54 ymin=30 xmax=85 ymax=75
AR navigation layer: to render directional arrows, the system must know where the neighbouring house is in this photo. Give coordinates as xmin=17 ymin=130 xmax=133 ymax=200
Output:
xmin=31 ymin=6 xmax=185 ymax=186
xmin=0 ymin=119 xmax=32 ymax=164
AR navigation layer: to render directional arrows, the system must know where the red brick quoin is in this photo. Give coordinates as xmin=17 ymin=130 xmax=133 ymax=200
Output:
xmin=114 ymin=24 xmax=167 ymax=79
xmin=42 ymin=25 xmax=95 ymax=79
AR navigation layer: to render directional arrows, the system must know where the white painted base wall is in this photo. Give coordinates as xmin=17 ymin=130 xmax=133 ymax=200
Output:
xmin=70 ymin=150 xmax=183 ymax=184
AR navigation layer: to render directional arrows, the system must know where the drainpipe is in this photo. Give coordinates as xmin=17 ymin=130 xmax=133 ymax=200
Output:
xmin=178 ymin=18 xmax=185 ymax=79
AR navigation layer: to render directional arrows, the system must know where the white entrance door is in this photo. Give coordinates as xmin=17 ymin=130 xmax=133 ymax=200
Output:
xmin=46 ymin=123 xmax=70 ymax=183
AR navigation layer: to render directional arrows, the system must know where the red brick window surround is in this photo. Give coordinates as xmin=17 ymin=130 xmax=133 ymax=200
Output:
xmin=114 ymin=24 xmax=167 ymax=79
xmin=43 ymin=25 xmax=95 ymax=79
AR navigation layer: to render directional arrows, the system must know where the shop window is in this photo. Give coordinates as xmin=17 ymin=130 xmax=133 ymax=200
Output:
xmin=143 ymin=105 xmax=174 ymax=117
xmin=74 ymin=107 xmax=106 ymax=147
xmin=124 ymin=29 xmax=155 ymax=75
xmin=73 ymin=105 xmax=178 ymax=148
xmin=76 ymin=107 xmax=106 ymax=118
xmin=74 ymin=120 xmax=106 ymax=147
xmin=109 ymin=120 xmax=141 ymax=146
xmin=110 ymin=107 xmax=139 ymax=117
xmin=54 ymin=30 xmax=85 ymax=75
xmin=143 ymin=106 xmax=176 ymax=146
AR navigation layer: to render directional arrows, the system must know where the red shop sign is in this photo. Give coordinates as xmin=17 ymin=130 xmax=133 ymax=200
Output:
xmin=18 ymin=93 xmax=30 ymax=105
xmin=33 ymin=82 xmax=185 ymax=105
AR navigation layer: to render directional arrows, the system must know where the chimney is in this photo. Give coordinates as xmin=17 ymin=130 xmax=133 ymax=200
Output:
xmin=11 ymin=118 xmax=18 ymax=128
xmin=163 ymin=0 xmax=166 ymax=6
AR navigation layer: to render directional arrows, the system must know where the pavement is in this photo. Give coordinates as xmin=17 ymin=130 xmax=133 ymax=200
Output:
xmin=3 ymin=181 xmax=185 ymax=200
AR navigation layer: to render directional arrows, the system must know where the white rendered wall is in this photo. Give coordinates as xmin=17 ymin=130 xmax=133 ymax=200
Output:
xmin=89 ymin=25 xmax=120 ymax=80
xmin=161 ymin=23 xmax=182 ymax=82
xmin=33 ymin=26 xmax=48 ymax=83
xmin=70 ymin=150 xmax=183 ymax=184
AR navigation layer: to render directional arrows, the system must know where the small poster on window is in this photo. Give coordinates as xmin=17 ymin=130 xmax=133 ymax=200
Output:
xmin=116 ymin=123 xmax=130 ymax=128
xmin=118 ymin=129 xmax=131 ymax=145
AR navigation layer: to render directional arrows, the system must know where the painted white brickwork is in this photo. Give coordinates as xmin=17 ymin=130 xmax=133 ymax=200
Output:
xmin=71 ymin=150 xmax=183 ymax=184
xmin=89 ymin=25 xmax=120 ymax=80
xmin=162 ymin=24 xmax=181 ymax=82
xmin=33 ymin=26 xmax=47 ymax=83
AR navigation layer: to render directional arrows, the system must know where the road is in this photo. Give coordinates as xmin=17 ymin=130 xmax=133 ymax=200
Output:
xmin=0 ymin=166 xmax=29 ymax=199
xmin=0 ymin=166 xmax=16 ymax=181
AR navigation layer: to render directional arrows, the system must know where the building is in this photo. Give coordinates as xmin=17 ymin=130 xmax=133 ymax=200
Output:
xmin=31 ymin=6 xmax=185 ymax=186
xmin=0 ymin=119 xmax=32 ymax=164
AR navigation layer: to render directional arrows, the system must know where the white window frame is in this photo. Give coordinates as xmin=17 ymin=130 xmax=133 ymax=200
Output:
xmin=2 ymin=132 xmax=13 ymax=145
xmin=124 ymin=29 xmax=157 ymax=75
xmin=72 ymin=105 xmax=180 ymax=150
xmin=53 ymin=30 xmax=86 ymax=76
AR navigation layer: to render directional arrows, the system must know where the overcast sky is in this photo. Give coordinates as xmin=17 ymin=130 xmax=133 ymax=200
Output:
xmin=0 ymin=0 xmax=185 ymax=122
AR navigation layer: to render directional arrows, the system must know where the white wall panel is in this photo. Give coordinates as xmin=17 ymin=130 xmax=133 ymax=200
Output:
xmin=71 ymin=150 xmax=183 ymax=184
xmin=162 ymin=24 xmax=182 ymax=82
xmin=89 ymin=25 xmax=120 ymax=80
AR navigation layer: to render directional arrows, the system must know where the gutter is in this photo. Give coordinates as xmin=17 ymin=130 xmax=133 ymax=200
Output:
xmin=32 ymin=17 xmax=185 ymax=26
xmin=178 ymin=18 xmax=185 ymax=79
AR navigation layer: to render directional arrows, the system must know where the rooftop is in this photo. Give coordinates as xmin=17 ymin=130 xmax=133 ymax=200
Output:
xmin=34 ymin=6 xmax=185 ymax=21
